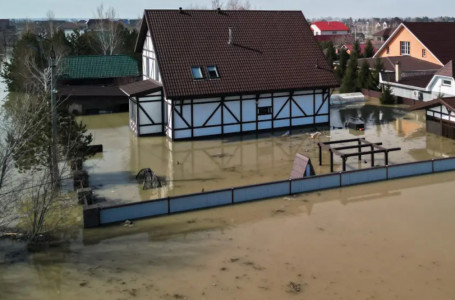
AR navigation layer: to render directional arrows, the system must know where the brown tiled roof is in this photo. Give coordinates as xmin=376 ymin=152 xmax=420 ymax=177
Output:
xmin=58 ymin=85 xmax=125 ymax=97
xmin=398 ymin=74 xmax=433 ymax=88
xmin=408 ymin=97 xmax=455 ymax=112
xmin=435 ymin=60 xmax=455 ymax=77
xmin=373 ymin=27 xmax=394 ymax=37
xmin=404 ymin=22 xmax=455 ymax=65
xmin=358 ymin=56 xmax=441 ymax=72
xmin=120 ymin=79 xmax=162 ymax=96
xmin=138 ymin=10 xmax=339 ymax=99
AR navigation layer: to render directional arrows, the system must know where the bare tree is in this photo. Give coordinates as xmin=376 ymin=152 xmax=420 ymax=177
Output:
xmin=225 ymin=0 xmax=251 ymax=10
xmin=211 ymin=0 xmax=224 ymax=9
xmin=94 ymin=4 xmax=123 ymax=55
xmin=46 ymin=10 xmax=56 ymax=38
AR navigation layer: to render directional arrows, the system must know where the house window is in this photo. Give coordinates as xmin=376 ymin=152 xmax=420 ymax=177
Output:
xmin=207 ymin=65 xmax=220 ymax=79
xmin=443 ymin=80 xmax=451 ymax=86
xmin=257 ymin=106 xmax=272 ymax=115
xmin=386 ymin=46 xmax=390 ymax=54
xmin=400 ymin=41 xmax=410 ymax=55
xmin=191 ymin=66 xmax=204 ymax=79
xmin=422 ymin=49 xmax=426 ymax=58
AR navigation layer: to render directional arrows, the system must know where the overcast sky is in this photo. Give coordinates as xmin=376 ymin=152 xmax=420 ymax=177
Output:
xmin=1 ymin=0 xmax=454 ymax=19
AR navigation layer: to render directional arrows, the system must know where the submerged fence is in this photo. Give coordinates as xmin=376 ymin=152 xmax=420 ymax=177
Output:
xmin=83 ymin=157 xmax=455 ymax=227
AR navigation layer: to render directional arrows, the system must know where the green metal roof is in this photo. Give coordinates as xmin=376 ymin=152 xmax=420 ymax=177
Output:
xmin=60 ymin=55 xmax=140 ymax=79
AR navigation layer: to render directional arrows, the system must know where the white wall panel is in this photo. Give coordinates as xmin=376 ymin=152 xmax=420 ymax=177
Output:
xmin=242 ymin=100 xmax=256 ymax=122
xmin=273 ymin=97 xmax=289 ymax=118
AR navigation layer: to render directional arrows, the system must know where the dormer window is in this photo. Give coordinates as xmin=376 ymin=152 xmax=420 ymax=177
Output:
xmin=207 ymin=65 xmax=220 ymax=79
xmin=191 ymin=66 xmax=204 ymax=79
xmin=443 ymin=79 xmax=451 ymax=87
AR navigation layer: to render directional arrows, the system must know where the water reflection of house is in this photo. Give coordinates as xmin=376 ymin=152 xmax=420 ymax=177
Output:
xmin=121 ymin=9 xmax=339 ymax=140
xmin=58 ymin=55 xmax=140 ymax=115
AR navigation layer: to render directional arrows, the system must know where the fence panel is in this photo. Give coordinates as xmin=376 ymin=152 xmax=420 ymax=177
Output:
xmin=170 ymin=190 xmax=232 ymax=213
xmin=100 ymin=200 xmax=168 ymax=224
xmin=341 ymin=167 xmax=387 ymax=186
xmin=291 ymin=174 xmax=340 ymax=194
xmin=234 ymin=181 xmax=289 ymax=203
xmin=387 ymin=161 xmax=433 ymax=179
xmin=433 ymin=158 xmax=455 ymax=173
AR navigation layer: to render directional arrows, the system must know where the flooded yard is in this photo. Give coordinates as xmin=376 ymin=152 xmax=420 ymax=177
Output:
xmin=80 ymin=100 xmax=455 ymax=204
xmin=2 ymin=171 xmax=455 ymax=299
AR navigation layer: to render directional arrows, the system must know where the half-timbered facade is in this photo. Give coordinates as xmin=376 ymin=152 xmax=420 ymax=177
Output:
xmin=409 ymin=97 xmax=455 ymax=139
xmin=121 ymin=9 xmax=338 ymax=140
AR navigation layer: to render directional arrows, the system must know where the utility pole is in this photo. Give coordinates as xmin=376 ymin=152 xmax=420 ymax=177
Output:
xmin=50 ymin=46 xmax=59 ymax=187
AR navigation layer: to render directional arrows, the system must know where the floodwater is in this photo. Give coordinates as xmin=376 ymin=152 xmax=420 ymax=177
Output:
xmin=80 ymin=99 xmax=455 ymax=204
xmin=2 ymin=171 xmax=455 ymax=299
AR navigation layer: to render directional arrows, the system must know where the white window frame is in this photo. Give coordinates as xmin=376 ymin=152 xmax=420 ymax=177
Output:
xmin=442 ymin=79 xmax=451 ymax=87
xmin=206 ymin=65 xmax=220 ymax=79
xmin=191 ymin=66 xmax=204 ymax=80
xmin=400 ymin=41 xmax=410 ymax=55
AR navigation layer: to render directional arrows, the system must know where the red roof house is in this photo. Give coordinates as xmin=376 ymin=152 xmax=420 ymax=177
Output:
xmin=311 ymin=21 xmax=349 ymax=36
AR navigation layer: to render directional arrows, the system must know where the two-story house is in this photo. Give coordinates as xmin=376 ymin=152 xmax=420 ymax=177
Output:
xmin=120 ymin=9 xmax=338 ymax=140
xmin=374 ymin=22 xmax=455 ymax=102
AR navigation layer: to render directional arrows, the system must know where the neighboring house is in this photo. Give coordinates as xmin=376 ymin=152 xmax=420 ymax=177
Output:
xmin=87 ymin=19 xmax=124 ymax=32
xmin=315 ymin=34 xmax=353 ymax=46
xmin=358 ymin=55 xmax=441 ymax=72
xmin=311 ymin=21 xmax=349 ymax=36
xmin=372 ymin=27 xmax=394 ymax=42
xmin=340 ymin=43 xmax=377 ymax=56
xmin=380 ymin=60 xmax=455 ymax=103
xmin=374 ymin=22 xmax=455 ymax=102
xmin=120 ymin=9 xmax=338 ymax=139
xmin=60 ymin=22 xmax=86 ymax=38
xmin=374 ymin=22 xmax=455 ymax=67
xmin=58 ymin=55 xmax=140 ymax=114
xmin=409 ymin=97 xmax=455 ymax=139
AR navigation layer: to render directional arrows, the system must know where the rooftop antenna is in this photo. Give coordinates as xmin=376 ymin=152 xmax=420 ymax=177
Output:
xmin=228 ymin=27 xmax=233 ymax=45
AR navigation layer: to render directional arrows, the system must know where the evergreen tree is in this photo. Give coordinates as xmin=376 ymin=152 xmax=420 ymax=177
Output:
xmin=352 ymin=40 xmax=362 ymax=58
xmin=324 ymin=41 xmax=337 ymax=68
xmin=370 ymin=57 xmax=384 ymax=91
xmin=336 ymin=48 xmax=349 ymax=80
xmin=340 ymin=55 xmax=358 ymax=93
xmin=364 ymin=39 xmax=375 ymax=58
xmin=357 ymin=60 xmax=372 ymax=90
xmin=380 ymin=85 xmax=396 ymax=104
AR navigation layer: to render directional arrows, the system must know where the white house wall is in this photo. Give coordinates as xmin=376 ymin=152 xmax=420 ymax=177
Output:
xmin=427 ymin=105 xmax=455 ymax=122
xmin=142 ymin=30 xmax=161 ymax=82
xmin=129 ymin=90 xmax=164 ymax=136
xmin=170 ymin=89 xmax=330 ymax=140
xmin=427 ymin=76 xmax=455 ymax=98
xmin=389 ymin=86 xmax=434 ymax=102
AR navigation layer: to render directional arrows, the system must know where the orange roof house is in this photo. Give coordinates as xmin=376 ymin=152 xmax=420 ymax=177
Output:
xmin=374 ymin=22 xmax=455 ymax=66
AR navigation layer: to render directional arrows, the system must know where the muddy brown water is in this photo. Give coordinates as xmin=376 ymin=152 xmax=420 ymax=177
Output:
xmin=2 ymin=171 xmax=455 ymax=299
xmin=80 ymin=100 xmax=455 ymax=204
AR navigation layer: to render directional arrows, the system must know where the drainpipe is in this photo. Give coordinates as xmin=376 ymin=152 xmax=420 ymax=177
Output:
xmin=395 ymin=61 xmax=401 ymax=82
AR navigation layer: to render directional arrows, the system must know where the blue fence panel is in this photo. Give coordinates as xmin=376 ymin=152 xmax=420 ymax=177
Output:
xmin=100 ymin=200 xmax=168 ymax=224
xmin=170 ymin=190 xmax=232 ymax=213
xmin=387 ymin=161 xmax=433 ymax=179
xmin=234 ymin=181 xmax=289 ymax=203
xmin=433 ymin=158 xmax=455 ymax=173
xmin=341 ymin=168 xmax=387 ymax=186
xmin=291 ymin=174 xmax=340 ymax=194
